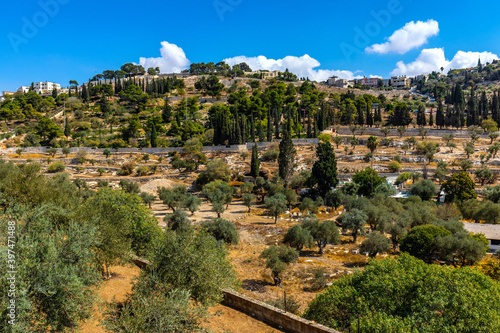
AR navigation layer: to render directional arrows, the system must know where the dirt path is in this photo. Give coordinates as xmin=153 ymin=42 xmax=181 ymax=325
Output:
xmin=77 ymin=263 xmax=282 ymax=333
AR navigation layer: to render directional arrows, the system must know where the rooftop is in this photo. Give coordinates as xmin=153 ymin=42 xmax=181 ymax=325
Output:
xmin=463 ymin=222 xmax=500 ymax=240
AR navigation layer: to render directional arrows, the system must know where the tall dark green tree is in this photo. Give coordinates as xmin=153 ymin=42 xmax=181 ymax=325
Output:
xmin=436 ymin=99 xmax=445 ymax=128
xmin=417 ymin=104 xmax=427 ymax=126
xmin=250 ymin=144 xmax=260 ymax=178
xmin=278 ymin=115 xmax=296 ymax=187
xmin=308 ymin=142 xmax=339 ymax=198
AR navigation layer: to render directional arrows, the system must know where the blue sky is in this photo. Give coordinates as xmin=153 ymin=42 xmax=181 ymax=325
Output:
xmin=1 ymin=0 xmax=500 ymax=92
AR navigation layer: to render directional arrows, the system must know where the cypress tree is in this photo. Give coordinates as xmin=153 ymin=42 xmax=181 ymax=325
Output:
xmin=278 ymin=115 xmax=296 ymax=186
xmin=267 ymin=109 xmax=272 ymax=142
xmin=151 ymin=123 xmax=157 ymax=147
xmin=64 ymin=117 xmax=71 ymax=137
xmin=162 ymin=100 xmax=172 ymax=123
xmin=417 ymin=104 xmax=426 ymax=126
xmin=250 ymin=144 xmax=260 ymax=178
xmin=436 ymin=99 xmax=445 ymax=129
xmin=429 ymin=107 xmax=434 ymax=127
xmin=366 ymin=107 xmax=374 ymax=127
xmin=257 ymin=120 xmax=265 ymax=142
xmin=309 ymin=142 xmax=338 ymax=198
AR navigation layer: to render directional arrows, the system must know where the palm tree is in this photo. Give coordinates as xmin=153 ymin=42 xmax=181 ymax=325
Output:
xmin=69 ymin=80 xmax=79 ymax=97
xmin=367 ymin=135 xmax=379 ymax=195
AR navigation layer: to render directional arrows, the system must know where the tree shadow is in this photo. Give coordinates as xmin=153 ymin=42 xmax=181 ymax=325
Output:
xmin=242 ymin=279 xmax=271 ymax=293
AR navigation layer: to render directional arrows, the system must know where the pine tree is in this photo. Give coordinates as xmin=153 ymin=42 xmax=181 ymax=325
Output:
xmin=250 ymin=144 xmax=260 ymax=178
xmin=429 ymin=107 xmax=434 ymax=127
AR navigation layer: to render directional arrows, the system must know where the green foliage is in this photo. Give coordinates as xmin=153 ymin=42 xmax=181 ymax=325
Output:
xmin=260 ymin=245 xmax=298 ymax=286
xmin=0 ymin=205 xmax=100 ymax=331
xmin=340 ymin=208 xmax=367 ymax=243
xmin=400 ymin=224 xmax=451 ymax=262
xmin=80 ymin=188 xmax=161 ymax=268
xmin=441 ymin=171 xmax=477 ymax=203
xmin=250 ymin=144 xmax=260 ymax=179
xmin=410 ymin=179 xmax=438 ymax=201
xmin=182 ymin=194 xmax=202 ymax=215
xmin=483 ymin=185 xmax=500 ymax=203
xmin=142 ymin=230 xmax=237 ymax=305
xmin=302 ymin=216 xmax=340 ymax=254
xmin=374 ymin=182 xmax=397 ymax=197
xmin=157 ymin=185 xmax=188 ymax=212
xmin=196 ymin=158 xmax=231 ymax=186
xmin=242 ymin=192 xmax=256 ymax=212
xmin=103 ymin=288 xmax=208 ymax=333
xmin=201 ymin=218 xmax=239 ymax=245
xmin=352 ymin=168 xmax=384 ymax=197
xmin=164 ymin=209 xmax=192 ymax=234
xmin=119 ymin=179 xmax=140 ymax=194
xmin=202 ymin=181 xmax=233 ymax=218
xmin=47 ymin=161 xmax=66 ymax=173
xmin=265 ymin=193 xmax=287 ymax=223
xmin=359 ymin=231 xmax=391 ymax=257
xmin=387 ymin=160 xmax=402 ymax=172
xmin=308 ymin=142 xmax=338 ymax=198
xmin=283 ymin=224 xmax=313 ymax=251
xmin=304 ymin=254 xmax=500 ymax=332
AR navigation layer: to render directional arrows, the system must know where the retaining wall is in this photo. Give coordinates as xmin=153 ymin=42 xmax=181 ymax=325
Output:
xmin=1 ymin=139 xmax=319 ymax=156
xmin=222 ymin=289 xmax=341 ymax=333
xmin=335 ymin=127 xmax=493 ymax=139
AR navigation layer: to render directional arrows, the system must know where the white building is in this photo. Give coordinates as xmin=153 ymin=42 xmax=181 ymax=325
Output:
xmin=463 ymin=222 xmax=500 ymax=252
xmin=18 ymin=81 xmax=62 ymax=95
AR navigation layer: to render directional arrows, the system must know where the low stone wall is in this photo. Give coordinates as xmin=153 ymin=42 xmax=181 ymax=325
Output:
xmin=0 ymin=139 xmax=319 ymax=156
xmin=222 ymin=289 xmax=341 ymax=333
xmin=335 ymin=127 xmax=491 ymax=139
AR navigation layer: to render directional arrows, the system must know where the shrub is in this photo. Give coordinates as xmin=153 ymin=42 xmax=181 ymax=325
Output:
xmin=120 ymin=161 xmax=136 ymax=176
xmin=359 ymin=231 xmax=391 ymax=257
xmin=47 ymin=161 xmax=66 ymax=173
xmin=387 ymin=161 xmax=402 ymax=172
xmin=75 ymin=150 xmax=87 ymax=164
xmin=136 ymin=166 xmax=149 ymax=177
xmin=201 ymin=218 xmax=239 ymax=245
xmin=261 ymin=145 xmax=279 ymax=161
xmin=410 ymin=179 xmax=438 ymax=201
xmin=400 ymin=224 xmax=451 ymax=262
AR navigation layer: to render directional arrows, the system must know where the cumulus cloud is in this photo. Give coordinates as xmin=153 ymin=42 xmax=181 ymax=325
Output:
xmin=366 ymin=20 xmax=439 ymax=54
xmin=391 ymin=48 xmax=498 ymax=76
xmin=137 ymin=41 xmax=190 ymax=73
xmin=223 ymin=54 xmax=368 ymax=82
xmin=137 ymin=42 xmax=378 ymax=82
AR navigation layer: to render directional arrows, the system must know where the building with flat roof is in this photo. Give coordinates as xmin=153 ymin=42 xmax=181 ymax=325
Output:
xmin=463 ymin=222 xmax=500 ymax=252
xmin=18 ymin=82 xmax=62 ymax=95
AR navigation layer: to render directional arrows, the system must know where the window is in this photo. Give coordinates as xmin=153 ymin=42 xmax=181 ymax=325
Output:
xmin=491 ymin=239 xmax=500 ymax=246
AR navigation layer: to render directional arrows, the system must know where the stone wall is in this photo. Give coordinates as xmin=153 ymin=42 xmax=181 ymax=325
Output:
xmin=222 ymin=289 xmax=341 ymax=333
xmin=0 ymin=139 xmax=319 ymax=156
xmin=335 ymin=127 xmax=491 ymax=139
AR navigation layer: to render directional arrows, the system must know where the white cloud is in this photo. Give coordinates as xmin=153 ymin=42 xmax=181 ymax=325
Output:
xmin=391 ymin=48 xmax=498 ymax=76
xmin=366 ymin=20 xmax=439 ymax=54
xmin=137 ymin=41 xmax=190 ymax=73
xmin=223 ymin=54 xmax=368 ymax=82
xmin=136 ymin=42 xmax=378 ymax=82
